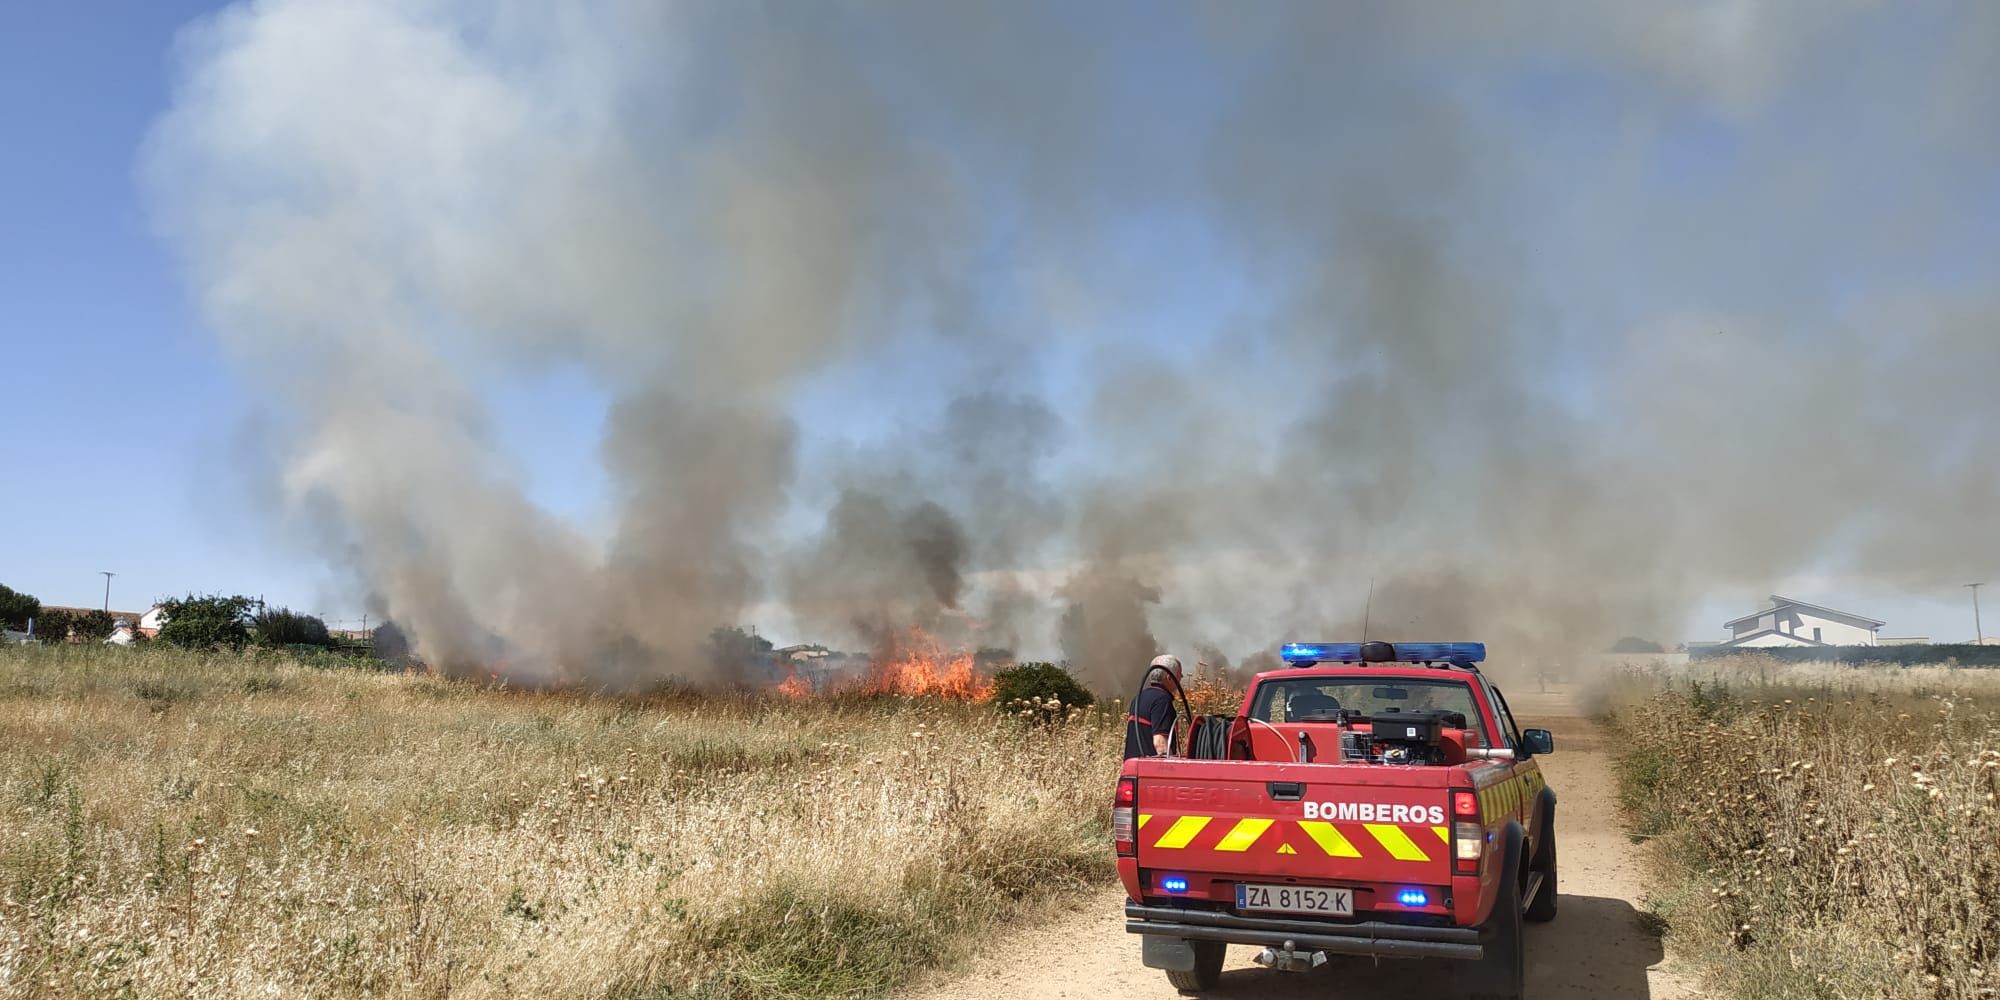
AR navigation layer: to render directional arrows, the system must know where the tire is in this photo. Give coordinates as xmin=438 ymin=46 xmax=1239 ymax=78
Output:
xmin=1459 ymin=871 xmax=1525 ymax=1000
xmin=1164 ymin=939 xmax=1224 ymax=994
xmin=1525 ymin=811 xmax=1559 ymax=923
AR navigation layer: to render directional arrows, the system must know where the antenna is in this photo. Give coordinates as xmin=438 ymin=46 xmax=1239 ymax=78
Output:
xmin=1360 ymin=578 xmax=1376 ymax=642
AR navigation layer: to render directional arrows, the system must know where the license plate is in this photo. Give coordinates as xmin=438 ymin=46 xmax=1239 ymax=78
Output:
xmin=1236 ymin=883 xmax=1354 ymax=916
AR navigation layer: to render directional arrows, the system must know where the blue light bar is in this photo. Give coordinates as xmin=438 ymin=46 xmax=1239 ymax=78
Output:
xmin=1162 ymin=876 xmax=1190 ymax=894
xmin=1279 ymin=642 xmax=1487 ymax=666
xmin=1397 ymin=888 xmax=1430 ymax=907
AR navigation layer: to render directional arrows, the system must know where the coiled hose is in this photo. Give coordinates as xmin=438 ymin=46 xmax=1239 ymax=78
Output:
xmin=1123 ymin=664 xmax=1235 ymax=759
xmin=1187 ymin=713 xmax=1234 ymax=760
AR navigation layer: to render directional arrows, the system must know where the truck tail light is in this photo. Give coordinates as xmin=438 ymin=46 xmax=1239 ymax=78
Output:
xmin=1113 ymin=778 xmax=1138 ymax=857
xmin=1450 ymin=787 xmax=1481 ymax=874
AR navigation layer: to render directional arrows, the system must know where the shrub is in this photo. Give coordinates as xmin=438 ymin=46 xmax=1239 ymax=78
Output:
xmin=0 ymin=583 xmax=38 ymax=631
xmin=254 ymin=607 xmax=332 ymax=647
xmin=154 ymin=594 xmax=255 ymax=650
xmin=991 ymin=661 xmax=1095 ymax=720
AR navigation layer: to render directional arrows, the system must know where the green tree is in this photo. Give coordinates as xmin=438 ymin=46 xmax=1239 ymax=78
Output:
xmin=706 ymin=625 xmax=774 ymax=672
xmin=254 ymin=607 xmax=333 ymax=647
xmin=0 ymin=583 xmax=39 ymax=631
xmin=68 ymin=609 xmax=116 ymax=642
xmin=31 ymin=608 xmax=75 ymax=642
xmin=154 ymin=594 xmax=256 ymax=650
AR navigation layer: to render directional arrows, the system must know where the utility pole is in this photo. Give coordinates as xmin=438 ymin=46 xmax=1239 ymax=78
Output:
xmin=1969 ymin=583 xmax=1986 ymax=646
xmin=99 ymin=571 xmax=115 ymax=613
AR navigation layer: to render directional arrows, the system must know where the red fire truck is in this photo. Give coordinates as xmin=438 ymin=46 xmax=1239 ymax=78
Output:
xmin=1115 ymin=641 xmax=1556 ymax=998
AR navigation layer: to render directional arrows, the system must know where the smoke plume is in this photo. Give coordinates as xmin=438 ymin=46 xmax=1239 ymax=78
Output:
xmin=146 ymin=1 xmax=2000 ymax=688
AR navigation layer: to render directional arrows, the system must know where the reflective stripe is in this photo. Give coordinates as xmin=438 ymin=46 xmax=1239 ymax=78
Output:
xmin=1153 ymin=815 xmax=1212 ymax=849
xmin=1213 ymin=818 xmax=1273 ymax=852
xmin=1364 ymin=823 xmax=1431 ymax=862
xmin=1432 ymin=825 xmax=1451 ymax=845
xmin=1138 ymin=813 xmax=1153 ymax=829
xmin=1296 ymin=820 xmax=1363 ymax=858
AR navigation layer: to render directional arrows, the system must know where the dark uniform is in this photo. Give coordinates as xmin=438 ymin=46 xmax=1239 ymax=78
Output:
xmin=1124 ymin=682 xmax=1176 ymax=759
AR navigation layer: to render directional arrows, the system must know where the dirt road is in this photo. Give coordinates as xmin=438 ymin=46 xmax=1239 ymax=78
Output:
xmin=905 ymin=700 xmax=1703 ymax=999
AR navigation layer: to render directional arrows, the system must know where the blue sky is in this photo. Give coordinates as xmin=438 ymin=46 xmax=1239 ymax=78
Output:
xmin=0 ymin=2 xmax=305 ymax=614
xmin=2 ymin=2 xmax=1994 ymax=654
xmin=2 ymin=2 xmax=619 ymax=624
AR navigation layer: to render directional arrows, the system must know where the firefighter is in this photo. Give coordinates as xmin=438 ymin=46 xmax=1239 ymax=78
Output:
xmin=1124 ymin=654 xmax=1183 ymax=759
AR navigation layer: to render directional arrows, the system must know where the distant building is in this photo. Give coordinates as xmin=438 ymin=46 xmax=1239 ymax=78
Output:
xmin=1720 ymin=595 xmax=1885 ymax=648
xmin=106 ymin=618 xmax=137 ymax=646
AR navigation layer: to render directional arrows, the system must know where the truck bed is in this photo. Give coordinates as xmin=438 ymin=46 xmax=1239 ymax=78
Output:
xmin=1124 ymin=756 xmax=1513 ymax=924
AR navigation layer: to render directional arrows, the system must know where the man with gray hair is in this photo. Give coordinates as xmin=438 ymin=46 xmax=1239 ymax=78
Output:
xmin=1124 ymin=653 xmax=1183 ymax=759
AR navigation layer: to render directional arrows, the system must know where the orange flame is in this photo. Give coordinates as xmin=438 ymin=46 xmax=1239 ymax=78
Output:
xmin=775 ymin=669 xmax=813 ymax=698
xmin=862 ymin=627 xmax=994 ymax=700
xmin=767 ymin=627 xmax=993 ymax=701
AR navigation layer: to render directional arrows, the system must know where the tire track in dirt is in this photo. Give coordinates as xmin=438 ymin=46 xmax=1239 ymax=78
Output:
xmin=903 ymin=706 xmax=1704 ymax=999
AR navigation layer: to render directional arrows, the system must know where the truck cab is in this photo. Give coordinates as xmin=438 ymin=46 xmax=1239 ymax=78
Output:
xmin=1116 ymin=641 xmax=1557 ymax=998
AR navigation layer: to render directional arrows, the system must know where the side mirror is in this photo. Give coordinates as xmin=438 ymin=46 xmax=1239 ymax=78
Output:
xmin=1522 ymin=729 xmax=1555 ymax=756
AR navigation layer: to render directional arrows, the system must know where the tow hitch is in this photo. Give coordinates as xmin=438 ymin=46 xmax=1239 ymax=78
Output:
xmin=1252 ymin=941 xmax=1329 ymax=973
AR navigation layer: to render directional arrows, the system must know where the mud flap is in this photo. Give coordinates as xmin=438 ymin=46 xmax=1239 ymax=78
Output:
xmin=1141 ymin=934 xmax=1198 ymax=971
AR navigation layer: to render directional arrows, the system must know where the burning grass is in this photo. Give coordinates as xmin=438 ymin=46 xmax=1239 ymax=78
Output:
xmin=773 ymin=628 xmax=995 ymax=702
xmin=0 ymin=644 xmax=1119 ymax=998
xmin=1600 ymin=657 xmax=2000 ymax=999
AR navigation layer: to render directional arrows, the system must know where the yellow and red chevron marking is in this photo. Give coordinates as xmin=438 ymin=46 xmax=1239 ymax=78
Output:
xmin=1145 ymin=815 xmax=1450 ymax=863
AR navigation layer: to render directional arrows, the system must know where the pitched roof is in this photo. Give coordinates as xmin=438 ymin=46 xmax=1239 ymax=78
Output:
xmin=1723 ymin=595 xmax=1886 ymax=631
xmin=1721 ymin=627 xmax=1828 ymax=648
xmin=40 ymin=606 xmax=148 ymax=622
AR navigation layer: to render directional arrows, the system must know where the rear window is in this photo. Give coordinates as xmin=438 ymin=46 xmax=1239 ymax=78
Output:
xmin=1248 ymin=676 xmax=1490 ymax=747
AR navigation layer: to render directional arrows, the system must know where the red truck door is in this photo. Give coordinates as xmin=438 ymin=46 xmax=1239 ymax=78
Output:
xmin=1477 ymin=684 xmax=1547 ymax=839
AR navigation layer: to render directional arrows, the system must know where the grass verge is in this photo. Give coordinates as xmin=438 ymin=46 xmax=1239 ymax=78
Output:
xmin=1599 ymin=657 xmax=2000 ymax=999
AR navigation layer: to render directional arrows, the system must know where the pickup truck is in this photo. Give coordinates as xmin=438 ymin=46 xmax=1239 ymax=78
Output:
xmin=1115 ymin=641 xmax=1557 ymax=999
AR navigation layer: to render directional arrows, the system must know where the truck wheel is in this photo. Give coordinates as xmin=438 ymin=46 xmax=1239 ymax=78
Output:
xmin=1525 ymin=815 xmax=1559 ymax=923
xmin=1164 ymin=940 xmax=1224 ymax=994
xmin=1460 ymin=874 xmax=1524 ymax=1000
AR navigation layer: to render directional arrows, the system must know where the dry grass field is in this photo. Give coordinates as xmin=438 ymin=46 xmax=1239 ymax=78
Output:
xmin=1601 ymin=657 xmax=2000 ymax=999
xmin=0 ymin=646 xmax=1119 ymax=999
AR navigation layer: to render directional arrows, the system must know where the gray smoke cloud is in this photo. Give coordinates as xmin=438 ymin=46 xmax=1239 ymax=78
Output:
xmin=145 ymin=1 xmax=2000 ymax=688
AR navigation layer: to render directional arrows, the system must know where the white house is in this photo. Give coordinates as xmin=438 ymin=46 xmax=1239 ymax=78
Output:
xmin=1720 ymin=595 xmax=1884 ymax=648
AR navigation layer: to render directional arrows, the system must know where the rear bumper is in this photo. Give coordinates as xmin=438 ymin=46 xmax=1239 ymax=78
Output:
xmin=1125 ymin=902 xmax=1483 ymax=961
